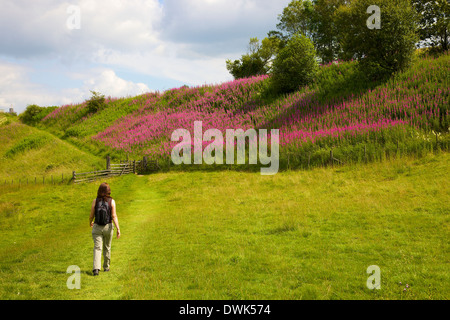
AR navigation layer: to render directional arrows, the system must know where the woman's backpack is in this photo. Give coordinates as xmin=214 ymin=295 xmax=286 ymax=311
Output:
xmin=95 ymin=198 xmax=112 ymax=226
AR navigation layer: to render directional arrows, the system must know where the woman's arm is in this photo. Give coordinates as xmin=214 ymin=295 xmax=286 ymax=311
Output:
xmin=89 ymin=199 xmax=96 ymax=227
xmin=111 ymin=200 xmax=121 ymax=239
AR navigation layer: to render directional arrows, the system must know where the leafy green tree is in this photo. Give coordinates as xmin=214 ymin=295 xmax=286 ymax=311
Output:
xmin=226 ymin=56 xmax=265 ymax=80
xmin=412 ymin=0 xmax=449 ymax=51
xmin=276 ymin=0 xmax=315 ymax=38
xmin=86 ymin=91 xmax=106 ymax=114
xmin=267 ymin=30 xmax=289 ymax=46
xmin=19 ymin=105 xmax=58 ymax=125
xmin=336 ymin=0 xmax=418 ymax=77
xmin=275 ymin=0 xmax=346 ymax=63
xmin=311 ymin=0 xmax=347 ymax=63
xmin=271 ymin=33 xmax=318 ymax=94
xmin=226 ymin=37 xmax=282 ymax=79
xmin=19 ymin=104 xmax=43 ymax=124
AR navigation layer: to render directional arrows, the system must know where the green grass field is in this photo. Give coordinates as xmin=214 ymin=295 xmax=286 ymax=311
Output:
xmin=0 ymin=152 xmax=448 ymax=300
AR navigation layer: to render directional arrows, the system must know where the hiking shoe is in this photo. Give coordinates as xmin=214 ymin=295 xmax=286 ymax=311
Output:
xmin=104 ymin=268 xmax=110 ymax=272
xmin=93 ymin=269 xmax=99 ymax=276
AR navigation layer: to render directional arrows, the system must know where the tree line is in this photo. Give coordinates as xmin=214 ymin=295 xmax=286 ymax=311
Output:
xmin=226 ymin=0 xmax=449 ymax=94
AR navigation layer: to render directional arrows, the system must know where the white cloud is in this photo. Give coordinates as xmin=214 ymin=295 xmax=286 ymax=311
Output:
xmin=81 ymin=69 xmax=150 ymax=97
xmin=0 ymin=0 xmax=163 ymax=59
xmin=0 ymin=62 xmax=56 ymax=110
xmin=0 ymin=0 xmax=292 ymax=112
xmin=0 ymin=61 xmax=151 ymax=113
xmin=0 ymin=0 xmax=289 ymax=61
xmin=91 ymin=46 xmax=233 ymax=86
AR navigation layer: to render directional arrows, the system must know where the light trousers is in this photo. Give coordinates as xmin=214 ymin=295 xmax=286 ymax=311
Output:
xmin=92 ymin=223 xmax=114 ymax=271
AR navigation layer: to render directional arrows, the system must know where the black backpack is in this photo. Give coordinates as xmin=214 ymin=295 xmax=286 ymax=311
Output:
xmin=95 ymin=198 xmax=112 ymax=226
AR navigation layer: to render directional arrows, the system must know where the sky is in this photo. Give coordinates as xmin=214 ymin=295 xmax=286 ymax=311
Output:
xmin=0 ymin=0 xmax=291 ymax=114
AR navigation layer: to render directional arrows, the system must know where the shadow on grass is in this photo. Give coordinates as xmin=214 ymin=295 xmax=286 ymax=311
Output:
xmin=46 ymin=270 xmax=94 ymax=276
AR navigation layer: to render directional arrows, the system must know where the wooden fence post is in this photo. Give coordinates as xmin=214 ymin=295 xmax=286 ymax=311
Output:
xmin=330 ymin=149 xmax=333 ymax=167
xmin=143 ymin=156 xmax=148 ymax=172
xmin=72 ymin=171 xmax=76 ymax=183
xmin=133 ymin=160 xmax=136 ymax=174
xmin=106 ymin=155 xmax=111 ymax=170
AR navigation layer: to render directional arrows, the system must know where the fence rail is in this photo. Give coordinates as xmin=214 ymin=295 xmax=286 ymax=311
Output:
xmin=73 ymin=156 xmax=159 ymax=184
xmin=2 ymin=174 xmax=70 ymax=187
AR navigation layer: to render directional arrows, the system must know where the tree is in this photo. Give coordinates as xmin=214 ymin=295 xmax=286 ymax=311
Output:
xmin=412 ymin=0 xmax=449 ymax=51
xmin=19 ymin=104 xmax=44 ymax=125
xmin=311 ymin=0 xmax=347 ymax=63
xmin=271 ymin=33 xmax=318 ymax=94
xmin=19 ymin=104 xmax=58 ymax=125
xmin=86 ymin=91 xmax=106 ymax=114
xmin=226 ymin=37 xmax=282 ymax=79
xmin=276 ymin=0 xmax=315 ymax=39
xmin=259 ymin=36 xmax=284 ymax=68
xmin=336 ymin=0 xmax=418 ymax=77
xmin=226 ymin=56 xmax=264 ymax=80
xmin=275 ymin=0 xmax=347 ymax=63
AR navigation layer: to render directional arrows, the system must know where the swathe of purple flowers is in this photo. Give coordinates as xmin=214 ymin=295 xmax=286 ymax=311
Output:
xmin=41 ymin=54 xmax=449 ymax=158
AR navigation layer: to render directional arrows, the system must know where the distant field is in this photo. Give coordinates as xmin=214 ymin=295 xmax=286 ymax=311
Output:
xmin=0 ymin=152 xmax=448 ymax=300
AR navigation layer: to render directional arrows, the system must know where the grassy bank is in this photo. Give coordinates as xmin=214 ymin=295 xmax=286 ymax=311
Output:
xmin=0 ymin=152 xmax=448 ymax=300
xmin=0 ymin=120 xmax=104 ymax=181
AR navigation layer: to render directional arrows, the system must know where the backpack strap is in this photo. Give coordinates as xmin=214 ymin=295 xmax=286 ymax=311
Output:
xmin=108 ymin=198 xmax=113 ymax=223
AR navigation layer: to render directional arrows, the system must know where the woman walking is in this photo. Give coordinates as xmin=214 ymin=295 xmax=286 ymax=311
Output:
xmin=89 ymin=182 xmax=121 ymax=276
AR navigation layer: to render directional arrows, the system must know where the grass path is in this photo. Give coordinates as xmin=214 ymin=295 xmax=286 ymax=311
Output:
xmin=0 ymin=174 xmax=164 ymax=299
xmin=0 ymin=153 xmax=448 ymax=299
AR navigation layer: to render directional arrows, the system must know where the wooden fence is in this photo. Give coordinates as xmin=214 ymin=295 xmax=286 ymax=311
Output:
xmin=2 ymin=174 xmax=70 ymax=187
xmin=1 ymin=156 xmax=161 ymax=187
xmin=0 ymin=116 xmax=7 ymax=126
xmin=136 ymin=157 xmax=160 ymax=173
xmin=73 ymin=156 xmax=160 ymax=184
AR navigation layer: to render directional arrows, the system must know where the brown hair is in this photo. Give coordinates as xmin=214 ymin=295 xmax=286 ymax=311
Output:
xmin=97 ymin=183 xmax=112 ymax=201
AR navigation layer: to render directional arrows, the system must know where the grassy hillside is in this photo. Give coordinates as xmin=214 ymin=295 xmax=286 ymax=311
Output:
xmin=0 ymin=118 xmax=104 ymax=181
xmin=0 ymin=152 xmax=448 ymax=299
xmin=33 ymin=53 xmax=449 ymax=170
